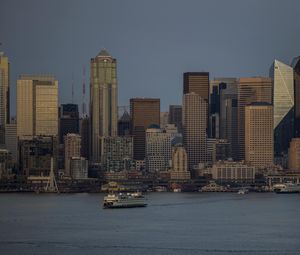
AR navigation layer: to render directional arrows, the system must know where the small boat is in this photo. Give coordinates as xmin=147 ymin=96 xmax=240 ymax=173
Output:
xmin=154 ymin=186 xmax=167 ymax=192
xmin=273 ymin=182 xmax=300 ymax=194
xmin=103 ymin=192 xmax=147 ymax=209
xmin=173 ymin=188 xmax=181 ymax=193
xmin=237 ymin=188 xmax=249 ymax=195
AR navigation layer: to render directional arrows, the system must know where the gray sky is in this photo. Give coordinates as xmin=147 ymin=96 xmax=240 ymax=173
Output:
xmin=1 ymin=0 xmax=300 ymax=116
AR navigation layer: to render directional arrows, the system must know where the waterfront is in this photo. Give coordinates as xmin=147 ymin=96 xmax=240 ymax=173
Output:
xmin=0 ymin=192 xmax=300 ymax=255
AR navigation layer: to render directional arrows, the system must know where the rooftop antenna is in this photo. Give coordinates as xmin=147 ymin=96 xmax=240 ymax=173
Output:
xmin=82 ymin=66 xmax=86 ymax=117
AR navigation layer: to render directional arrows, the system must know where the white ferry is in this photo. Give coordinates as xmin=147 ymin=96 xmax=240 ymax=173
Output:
xmin=273 ymin=182 xmax=300 ymax=194
xmin=103 ymin=192 xmax=147 ymax=209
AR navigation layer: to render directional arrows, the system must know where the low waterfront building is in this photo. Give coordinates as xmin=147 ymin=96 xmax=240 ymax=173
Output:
xmin=207 ymin=160 xmax=255 ymax=182
xmin=0 ymin=149 xmax=13 ymax=179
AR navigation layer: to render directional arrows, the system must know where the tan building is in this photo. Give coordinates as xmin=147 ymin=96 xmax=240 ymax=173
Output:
xmin=17 ymin=75 xmax=58 ymax=138
xmin=130 ymin=98 xmax=160 ymax=160
xmin=90 ymin=49 xmax=118 ymax=162
xmin=0 ymin=52 xmax=10 ymax=144
xmin=245 ymin=103 xmax=273 ymax=169
xmin=183 ymin=92 xmax=207 ymax=171
xmin=170 ymin=145 xmax=190 ymax=180
xmin=288 ymin=138 xmax=300 ymax=170
xmin=238 ymin=77 xmax=272 ymax=160
xmin=64 ymin=133 xmax=81 ymax=176
xmin=208 ymin=160 xmax=255 ymax=182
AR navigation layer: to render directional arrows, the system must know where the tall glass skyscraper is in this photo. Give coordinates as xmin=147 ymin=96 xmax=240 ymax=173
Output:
xmin=90 ymin=49 xmax=118 ymax=162
xmin=270 ymin=60 xmax=294 ymax=155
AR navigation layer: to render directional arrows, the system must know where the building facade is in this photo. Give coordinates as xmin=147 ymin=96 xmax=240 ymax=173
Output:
xmin=168 ymin=105 xmax=182 ymax=134
xmin=59 ymin=104 xmax=79 ymax=144
xmin=183 ymin=93 xmax=207 ymax=171
xmin=170 ymin=144 xmax=191 ymax=180
xmin=245 ymin=103 xmax=273 ymax=169
xmin=130 ymin=98 xmax=160 ymax=160
xmin=292 ymin=56 xmax=300 ymax=137
xmin=5 ymin=123 xmax=17 ymax=163
xmin=70 ymin=157 xmax=88 ymax=179
xmin=237 ymin=77 xmax=272 ymax=160
xmin=288 ymin=138 xmax=300 ymax=170
xmin=64 ymin=133 xmax=81 ymax=176
xmin=270 ymin=60 xmax=294 ymax=155
xmin=17 ymin=75 xmax=58 ymax=138
xmin=90 ymin=49 xmax=118 ymax=162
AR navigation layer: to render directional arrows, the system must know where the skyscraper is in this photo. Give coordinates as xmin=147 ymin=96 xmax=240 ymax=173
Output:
xmin=292 ymin=56 xmax=300 ymax=137
xmin=270 ymin=60 xmax=294 ymax=155
xmin=237 ymin=77 xmax=272 ymax=160
xmin=17 ymin=75 xmax=58 ymax=138
xmin=288 ymin=138 xmax=300 ymax=170
xmin=118 ymin=110 xmax=130 ymax=136
xmin=183 ymin=93 xmax=207 ymax=171
xmin=183 ymin=72 xmax=209 ymax=129
xmin=130 ymin=98 xmax=160 ymax=160
xmin=59 ymin=104 xmax=79 ymax=144
xmin=245 ymin=103 xmax=273 ymax=169
xmin=169 ymin=105 xmax=182 ymax=134
xmin=90 ymin=49 xmax=118 ymax=162
xmin=64 ymin=133 xmax=81 ymax=176
xmin=0 ymin=52 xmax=10 ymax=144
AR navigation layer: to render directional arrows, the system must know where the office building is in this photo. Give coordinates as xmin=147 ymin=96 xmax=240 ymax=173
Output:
xmin=160 ymin=112 xmax=169 ymax=129
xmin=80 ymin=117 xmax=89 ymax=159
xmin=207 ymin=138 xmax=231 ymax=164
xmin=0 ymin=52 xmax=10 ymax=144
xmin=168 ymin=105 xmax=182 ymax=134
xmin=64 ymin=133 xmax=81 ymax=176
xmin=70 ymin=157 xmax=88 ymax=179
xmin=183 ymin=93 xmax=207 ymax=171
xmin=145 ymin=124 xmax=180 ymax=172
xmin=288 ymin=138 xmax=300 ymax=170
xmin=130 ymin=98 xmax=160 ymax=160
xmin=237 ymin=77 xmax=272 ymax=160
xmin=100 ymin=136 xmax=133 ymax=172
xmin=59 ymin=104 xmax=79 ymax=144
xmin=90 ymin=49 xmax=118 ymax=162
xmin=17 ymin=75 xmax=58 ymax=137
xmin=270 ymin=60 xmax=294 ymax=155
xmin=118 ymin=110 xmax=130 ymax=136
xmin=245 ymin=103 xmax=273 ymax=169
xmin=5 ymin=123 xmax=17 ymax=163
xmin=292 ymin=56 xmax=300 ymax=137
xmin=170 ymin=144 xmax=191 ymax=180
xmin=19 ymin=136 xmax=58 ymax=177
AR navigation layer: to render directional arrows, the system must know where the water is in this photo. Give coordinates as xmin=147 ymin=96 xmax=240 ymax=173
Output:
xmin=0 ymin=192 xmax=299 ymax=255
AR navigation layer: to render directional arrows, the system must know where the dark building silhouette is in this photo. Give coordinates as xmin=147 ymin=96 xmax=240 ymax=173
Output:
xmin=130 ymin=98 xmax=160 ymax=160
xmin=59 ymin=104 xmax=79 ymax=144
xmin=80 ymin=117 xmax=89 ymax=159
xmin=168 ymin=105 xmax=182 ymax=134
xmin=292 ymin=56 xmax=300 ymax=138
xmin=118 ymin=110 xmax=131 ymax=136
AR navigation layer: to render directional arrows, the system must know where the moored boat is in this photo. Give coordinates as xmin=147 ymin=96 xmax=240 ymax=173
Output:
xmin=103 ymin=192 xmax=147 ymax=208
xmin=273 ymin=182 xmax=300 ymax=194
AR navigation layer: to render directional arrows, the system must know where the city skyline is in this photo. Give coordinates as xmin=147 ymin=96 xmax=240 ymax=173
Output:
xmin=1 ymin=0 xmax=300 ymax=114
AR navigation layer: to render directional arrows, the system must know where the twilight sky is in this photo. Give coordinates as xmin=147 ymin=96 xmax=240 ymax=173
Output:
xmin=1 ymin=0 xmax=300 ymax=116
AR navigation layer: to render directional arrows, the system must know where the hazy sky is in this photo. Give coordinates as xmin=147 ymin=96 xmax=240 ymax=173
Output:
xmin=1 ymin=0 xmax=300 ymax=115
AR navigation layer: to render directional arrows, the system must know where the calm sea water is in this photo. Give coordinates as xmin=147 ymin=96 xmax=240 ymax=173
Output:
xmin=0 ymin=192 xmax=299 ymax=255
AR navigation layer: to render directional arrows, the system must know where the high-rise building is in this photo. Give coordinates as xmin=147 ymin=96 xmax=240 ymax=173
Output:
xmin=17 ymin=75 xmax=58 ymax=138
xmin=90 ymin=49 xmax=118 ymax=162
xmin=64 ymin=133 xmax=81 ymax=176
xmin=160 ymin=112 xmax=169 ymax=129
xmin=270 ymin=60 xmax=294 ymax=155
xmin=0 ymin=52 xmax=10 ymax=144
xmin=145 ymin=124 xmax=180 ymax=172
xmin=59 ymin=104 xmax=79 ymax=144
xmin=183 ymin=93 xmax=207 ymax=171
xmin=80 ymin=117 xmax=89 ymax=159
xmin=183 ymin=72 xmax=209 ymax=128
xmin=292 ymin=56 xmax=300 ymax=137
xmin=168 ymin=105 xmax=182 ymax=134
xmin=100 ymin=136 xmax=133 ymax=172
xmin=118 ymin=110 xmax=130 ymax=136
xmin=245 ymin=103 xmax=273 ymax=169
xmin=207 ymin=138 xmax=231 ymax=164
xmin=130 ymin=98 xmax=160 ymax=160
xmin=70 ymin=157 xmax=88 ymax=179
xmin=5 ymin=123 xmax=17 ymax=163
xmin=237 ymin=77 xmax=272 ymax=160
xmin=288 ymin=138 xmax=300 ymax=170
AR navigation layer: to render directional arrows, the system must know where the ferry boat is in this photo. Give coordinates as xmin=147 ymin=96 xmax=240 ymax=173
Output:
xmin=103 ymin=192 xmax=147 ymax=209
xmin=237 ymin=188 xmax=249 ymax=195
xmin=273 ymin=182 xmax=300 ymax=194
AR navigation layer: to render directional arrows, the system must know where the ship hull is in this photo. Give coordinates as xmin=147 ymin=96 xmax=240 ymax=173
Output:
xmin=103 ymin=203 xmax=147 ymax=209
